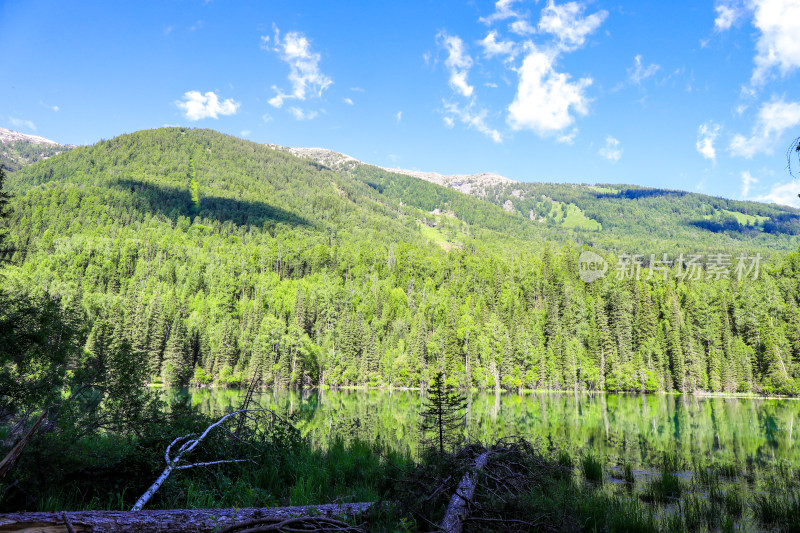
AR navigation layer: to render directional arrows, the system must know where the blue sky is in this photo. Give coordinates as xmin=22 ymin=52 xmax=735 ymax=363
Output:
xmin=2 ymin=0 xmax=800 ymax=206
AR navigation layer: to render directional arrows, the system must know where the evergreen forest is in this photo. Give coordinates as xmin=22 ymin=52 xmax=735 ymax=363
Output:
xmin=3 ymin=127 xmax=800 ymax=395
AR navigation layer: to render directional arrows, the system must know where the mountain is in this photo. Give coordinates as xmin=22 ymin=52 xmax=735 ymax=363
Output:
xmin=268 ymin=143 xmax=800 ymax=254
xmin=3 ymin=127 xmax=800 ymax=395
xmin=0 ymin=127 xmax=73 ymax=172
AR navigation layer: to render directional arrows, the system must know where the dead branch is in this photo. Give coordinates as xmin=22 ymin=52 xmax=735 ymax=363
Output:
xmin=130 ymin=408 xmax=277 ymax=511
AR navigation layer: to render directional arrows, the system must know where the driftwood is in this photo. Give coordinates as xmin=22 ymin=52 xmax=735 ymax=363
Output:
xmin=439 ymin=451 xmax=490 ymax=533
xmin=0 ymin=502 xmax=375 ymax=533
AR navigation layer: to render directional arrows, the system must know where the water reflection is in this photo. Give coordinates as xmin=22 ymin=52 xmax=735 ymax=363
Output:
xmin=165 ymin=389 xmax=800 ymax=468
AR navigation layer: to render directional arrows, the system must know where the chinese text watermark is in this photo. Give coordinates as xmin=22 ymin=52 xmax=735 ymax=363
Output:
xmin=578 ymin=252 xmax=761 ymax=283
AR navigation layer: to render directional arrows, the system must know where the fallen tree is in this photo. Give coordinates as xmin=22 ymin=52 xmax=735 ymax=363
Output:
xmin=439 ymin=451 xmax=491 ymax=533
xmin=0 ymin=502 xmax=374 ymax=533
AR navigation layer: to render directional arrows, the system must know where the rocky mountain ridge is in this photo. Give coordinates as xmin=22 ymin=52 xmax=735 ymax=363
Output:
xmin=264 ymin=144 xmax=514 ymax=197
xmin=0 ymin=127 xmax=60 ymax=146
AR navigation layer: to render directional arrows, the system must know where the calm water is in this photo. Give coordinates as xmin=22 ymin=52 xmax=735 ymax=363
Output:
xmin=166 ymin=388 xmax=800 ymax=468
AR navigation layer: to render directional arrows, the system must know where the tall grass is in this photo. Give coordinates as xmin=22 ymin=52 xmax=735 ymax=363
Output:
xmin=581 ymin=452 xmax=604 ymax=483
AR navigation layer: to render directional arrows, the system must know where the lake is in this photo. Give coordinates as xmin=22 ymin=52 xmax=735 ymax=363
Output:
xmin=166 ymin=388 xmax=800 ymax=469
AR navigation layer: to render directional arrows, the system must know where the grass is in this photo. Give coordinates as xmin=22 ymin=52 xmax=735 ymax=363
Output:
xmin=721 ymin=209 xmax=770 ymax=225
xmin=640 ymin=453 xmax=683 ymax=505
xmin=561 ymin=203 xmax=602 ymax=231
xmin=701 ymin=208 xmax=770 ymax=226
xmin=581 ymin=452 xmax=604 ymax=482
xmin=23 ymin=435 xmax=406 ymax=512
xmin=623 ymin=463 xmax=635 ymax=485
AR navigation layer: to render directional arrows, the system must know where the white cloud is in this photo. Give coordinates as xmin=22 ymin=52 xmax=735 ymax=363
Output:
xmin=264 ymin=28 xmax=332 ymax=108
xmin=696 ymin=122 xmax=721 ymax=162
xmin=437 ymin=31 xmax=474 ymax=98
xmin=289 ymin=107 xmax=318 ymax=120
xmin=729 ymin=98 xmax=800 ymax=157
xmin=343 ymin=97 xmax=354 ymax=106
xmin=439 ymin=0 xmax=606 ymax=142
xmin=598 ymin=135 xmax=622 ymax=161
xmin=443 ymin=116 xmax=455 ymax=128
xmin=507 ymin=48 xmax=592 ymax=135
xmin=714 ymin=1 xmax=746 ymax=31
xmin=176 ymin=91 xmax=240 ymax=121
xmin=510 ymin=19 xmax=536 ymax=35
xmin=753 ymin=180 xmax=800 ymax=207
xmin=8 ymin=117 xmax=36 ymax=131
xmin=751 ymin=0 xmax=800 ymax=85
xmin=480 ymin=0 xmax=525 ymax=25
xmin=262 ymin=112 xmax=273 ymax=123
xmin=479 ymin=0 xmax=536 ymax=35
xmin=396 ymin=111 xmax=403 ymax=122
xmin=741 ymin=171 xmax=758 ymax=197
xmin=557 ymin=128 xmax=578 ymax=144
xmin=480 ymin=30 xmax=517 ymax=59
xmin=628 ymin=55 xmax=660 ymax=84
xmin=350 ymin=87 xmax=365 ymax=92
xmin=538 ymin=0 xmax=608 ymax=52
xmin=39 ymin=100 xmax=59 ymax=112
xmin=444 ymin=101 xmax=502 ymax=143
xmin=241 ymin=130 xmax=251 ymax=137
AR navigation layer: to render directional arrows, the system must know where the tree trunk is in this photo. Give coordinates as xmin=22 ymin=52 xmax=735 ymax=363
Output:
xmin=439 ymin=451 xmax=490 ymax=533
xmin=0 ymin=503 xmax=375 ymax=533
xmin=0 ymin=412 xmax=47 ymax=481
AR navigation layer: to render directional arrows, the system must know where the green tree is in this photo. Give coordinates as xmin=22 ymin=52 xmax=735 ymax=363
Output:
xmin=420 ymin=371 xmax=467 ymax=453
xmin=0 ymin=167 xmax=12 ymax=259
xmin=0 ymin=291 xmax=84 ymax=415
xmin=163 ymin=315 xmax=191 ymax=386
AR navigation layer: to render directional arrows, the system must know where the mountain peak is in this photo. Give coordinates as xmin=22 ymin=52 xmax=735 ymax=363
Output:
xmin=0 ymin=127 xmax=60 ymax=146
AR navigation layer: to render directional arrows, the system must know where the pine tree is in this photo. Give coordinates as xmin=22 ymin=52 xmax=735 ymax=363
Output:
xmin=0 ymin=167 xmax=12 ymax=259
xmin=163 ymin=315 xmax=191 ymax=385
xmin=443 ymin=301 xmax=461 ymax=383
xmin=146 ymin=297 xmax=167 ymax=378
xmin=85 ymin=316 xmax=115 ymax=371
xmin=667 ymin=293 xmax=686 ymax=392
xmin=219 ymin=318 xmax=239 ymax=371
xmin=420 ymin=371 xmax=467 ymax=453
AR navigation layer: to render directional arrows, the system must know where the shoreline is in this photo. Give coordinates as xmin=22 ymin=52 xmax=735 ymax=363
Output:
xmin=150 ymin=383 xmax=799 ymax=400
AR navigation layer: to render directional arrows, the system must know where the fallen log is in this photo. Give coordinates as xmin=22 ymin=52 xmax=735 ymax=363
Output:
xmin=439 ymin=451 xmax=491 ymax=533
xmin=0 ymin=502 xmax=375 ymax=533
xmin=0 ymin=412 xmax=47 ymax=482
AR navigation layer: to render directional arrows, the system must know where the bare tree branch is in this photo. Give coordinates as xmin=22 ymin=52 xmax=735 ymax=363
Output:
xmin=131 ymin=408 xmax=277 ymax=511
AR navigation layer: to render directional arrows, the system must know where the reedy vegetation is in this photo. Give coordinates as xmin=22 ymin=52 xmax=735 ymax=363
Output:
xmin=2 ymin=128 xmax=800 ymax=394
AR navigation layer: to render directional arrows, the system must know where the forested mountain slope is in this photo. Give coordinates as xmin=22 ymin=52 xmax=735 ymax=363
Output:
xmin=2 ymin=127 xmax=800 ymax=395
xmin=280 ymin=145 xmax=800 ymax=254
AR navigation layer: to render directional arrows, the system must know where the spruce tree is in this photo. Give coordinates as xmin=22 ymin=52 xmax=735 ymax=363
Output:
xmin=163 ymin=315 xmax=191 ymax=386
xmin=0 ymin=167 xmax=13 ymax=260
xmin=420 ymin=371 xmax=467 ymax=453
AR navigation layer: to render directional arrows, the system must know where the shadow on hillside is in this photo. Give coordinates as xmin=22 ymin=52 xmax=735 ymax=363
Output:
xmin=597 ymin=188 xmax=688 ymax=200
xmin=114 ymin=179 xmax=311 ymax=229
xmin=688 ymin=214 xmax=800 ymax=236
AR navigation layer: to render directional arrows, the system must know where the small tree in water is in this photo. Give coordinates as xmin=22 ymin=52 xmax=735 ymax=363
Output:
xmin=420 ymin=371 xmax=467 ymax=453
